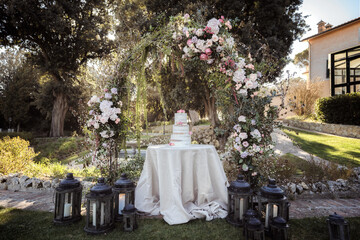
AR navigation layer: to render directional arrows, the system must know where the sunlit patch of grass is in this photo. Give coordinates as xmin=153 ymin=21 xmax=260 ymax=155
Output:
xmin=282 ymin=128 xmax=360 ymax=168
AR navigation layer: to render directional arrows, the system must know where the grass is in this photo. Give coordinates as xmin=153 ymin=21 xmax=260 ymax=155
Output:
xmin=1 ymin=207 xmax=359 ymax=240
xmin=282 ymin=128 xmax=360 ymax=168
xmin=32 ymin=137 xmax=89 ymax=164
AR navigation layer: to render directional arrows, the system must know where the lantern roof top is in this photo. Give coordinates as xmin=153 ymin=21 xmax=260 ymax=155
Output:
xmin=58 ymin=173 xmax=81 ymax=190
xmin=260 ymin=179 xmax=285 ymax=199
xmin=90 ymin=178 xmax=112 ymax=195
xmin=271 ymin=216 xmax=288 ymax=228
xmin=228 ymin=175 xmax=251 ymax=193
xmin=122 ymin=204 xmax=137 ymax=214
xmin=328 ymin=212 xmax=347 ymax=224
xmin=246 ymin=217 xmax=263 ymax=231
xmin=114 ymin=173 xmax=135 ymax=189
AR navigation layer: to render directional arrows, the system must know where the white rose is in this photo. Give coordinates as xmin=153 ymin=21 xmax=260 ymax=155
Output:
xmin=225 ymin=37 xmax=235 ymax=48
xmin=238 ymin=115 xmax=246 ymax=122
xmin=196 ymin=28 xmax=204 ymax=37
xmin=233 ymin=69 xmax=245 ymax=83
xmin=206 ymin=18 xmax=220 ymax=34
xmin=249 ymin=73 xmax=257 ymax=82
xmin=239 ymin=132 xmax=248 ymax=140
xmin=105 ymin=93 xmax=112 ymax=99
xmin=238 ymin=89 xmax=248 ymax=96
xmin=212 ymin=34 xmax=219 ymax=42
xmin=93 ymin=122 xmax=99 ymax=129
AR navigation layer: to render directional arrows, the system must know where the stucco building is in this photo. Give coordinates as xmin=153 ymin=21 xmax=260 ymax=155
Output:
xmin=301 ymin=17 xmax=360 ymax=97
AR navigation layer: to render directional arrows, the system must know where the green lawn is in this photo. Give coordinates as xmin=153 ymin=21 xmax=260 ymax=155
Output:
xmin=1 ymin=207 xmax=360 ymax=240
xmin=282 ymin=128 xmax=360 ymax=168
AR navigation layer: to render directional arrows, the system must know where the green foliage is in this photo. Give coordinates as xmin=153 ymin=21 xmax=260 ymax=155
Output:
xmin=293 ymin=49 xmax=309 ymax=68
xmin=0 ymin=136 xmax=38 ymax=175
xmin=0 ymin=0 xmax=116 ymax=136
xmin=315 ymin=93 xmax=360 ymax=125
xmin=118 ymin=155 xmax=145 ymax=181
xmin=24 ymin=161 xmax=100 ymax=179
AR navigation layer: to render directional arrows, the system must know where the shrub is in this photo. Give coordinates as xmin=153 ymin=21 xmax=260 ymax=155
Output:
xmin=0 ymin=136 xmax=38 ymax=175
xmin=287 ymin=79 xmax=321 ymax=117
xmin=315 ymin=93 xmax=360 ymax=125
xmin=0 ymin=132 xmax=34 ymax=142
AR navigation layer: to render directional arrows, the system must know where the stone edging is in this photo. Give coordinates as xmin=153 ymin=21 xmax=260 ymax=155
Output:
xmin=0 ymin=173 xmax=95 ymax=193
xmin=283 ymin=119 xmax=360 ymax=138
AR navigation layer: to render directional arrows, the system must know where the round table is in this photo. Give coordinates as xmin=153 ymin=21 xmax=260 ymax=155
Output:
xmin=135 ymin=144 xmax=228 ymax=225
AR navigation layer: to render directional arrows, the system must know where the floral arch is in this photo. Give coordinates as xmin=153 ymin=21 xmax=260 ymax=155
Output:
xmin=86 ymin=14 xmax=278 ymax=186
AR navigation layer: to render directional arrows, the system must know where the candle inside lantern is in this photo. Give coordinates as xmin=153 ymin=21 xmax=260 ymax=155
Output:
xmin=239 ymin=198 xmax=244 ymax=220
xmin=92 ymin=202 xmax=96 ymax=226
xmin=265 ymin=204 xmax=270 ymax=228
xmin=64 ymin=193 xmax=71 ymax=217
xmin=118 ymin=193 xmax=125 ymax=214
xmin=100 ymin=202 xmax=105 ymax=225
xmin=273 ymin=205 xmax=278 ymax=218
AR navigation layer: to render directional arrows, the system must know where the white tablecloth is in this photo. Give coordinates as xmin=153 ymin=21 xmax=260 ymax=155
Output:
xmin=135 ymin=144 xmax=228 ymax=225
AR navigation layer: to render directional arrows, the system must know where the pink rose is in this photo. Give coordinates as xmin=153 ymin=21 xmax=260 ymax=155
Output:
xmin=189 ymin=131 xmax=193 ymax=135
xmin=205 ymin=48 xmax=212 ymax=56
xmin=169 ymin=143 xmax=175 ymax=146
xmin=242 ymin=141 xmax=249 ymax=147
xmin=200 ymin=53 xmax=208 ymax=61
xmin=115 ymin=118 xmax=120 ymax=124
xmin=225 ymin=21 xmax=232 ymax=29
xmin=104 ymin=88 xmax=108 ymax=92
xmin=187 ymin=39 xmax=192 ymax=46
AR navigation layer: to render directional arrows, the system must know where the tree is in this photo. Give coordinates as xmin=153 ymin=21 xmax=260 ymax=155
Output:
xmin=144 ymin=0 xmax=308 ymax=79
xmin=0 ymin=0 xmax=115 ymax=136
xmin=293 ymin=48 xmax=309 ymax=68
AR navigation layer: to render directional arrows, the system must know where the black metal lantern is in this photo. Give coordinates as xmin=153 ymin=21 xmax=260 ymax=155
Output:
xmin=243 ymin=209 xmax=260 ymax=236
xmin=327 ymin=212 xmax=350 ymax=240
xmin=54 ymin=173 xmax=82 ymax=225
xmin=270 ymin=216 xmax=289 ymax=240
xmin=226 ymin=174 xmax=253 ymax=226
xmin=122 ymin=204 xmax=138 ymax=232
xmin=84 ymin=178 xmax=115 ymax=234
xmin=113 ymin=173 xmax=135 ymax=222
xmin=244 ymin=217 xmax=265 ymax=240
xmin=258 ymin=179 xmax=289 ymax=231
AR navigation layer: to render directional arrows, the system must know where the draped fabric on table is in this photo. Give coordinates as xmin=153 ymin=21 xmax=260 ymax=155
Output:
xmin=135 ymin=144 xmax=229 ymax=225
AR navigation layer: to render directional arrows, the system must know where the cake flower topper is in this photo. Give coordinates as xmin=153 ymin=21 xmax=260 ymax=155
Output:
xmin=169 ymin=142 xmax=175 ymax=146
xmin=177 ymin=109 xmax=185 ymax=113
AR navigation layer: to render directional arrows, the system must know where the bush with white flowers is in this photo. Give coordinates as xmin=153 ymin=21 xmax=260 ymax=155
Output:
xmin=86 ymin=87 xmax=127 ymax=175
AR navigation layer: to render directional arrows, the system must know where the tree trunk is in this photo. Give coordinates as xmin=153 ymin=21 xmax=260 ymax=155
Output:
xmin=203 ymin=87 xmax=219 ymax=127
xmin=50 ymin=91 xmax=68 ymax=137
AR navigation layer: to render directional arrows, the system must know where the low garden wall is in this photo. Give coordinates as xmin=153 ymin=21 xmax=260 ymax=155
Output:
xmin=283 ymin=119 xmax=360 ymax=139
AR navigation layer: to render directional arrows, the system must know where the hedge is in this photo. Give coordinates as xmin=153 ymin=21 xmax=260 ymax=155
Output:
xmin=315 ymin=93 xmax=360 ymax=125
xmin=0 ymin=132 xmax=34 ymax=142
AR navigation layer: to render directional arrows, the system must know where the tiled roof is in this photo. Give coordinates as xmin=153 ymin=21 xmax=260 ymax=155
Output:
xmin=301 ymin=16 xmax=360 ymax=42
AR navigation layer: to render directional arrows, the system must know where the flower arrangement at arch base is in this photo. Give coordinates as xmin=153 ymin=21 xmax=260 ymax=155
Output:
xmin=86 ymin=87 xmax=128 ymax=181
xmin=171 ymin=14 xmax=278 ymax=187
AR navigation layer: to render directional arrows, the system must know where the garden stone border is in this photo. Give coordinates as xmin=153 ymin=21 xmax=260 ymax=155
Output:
xmin=1 ymin=168 xmax=360 ymax=200
xmin=0 ymin=173 xmax=95 ymax=194
xmin=283 ymin=119 xmax=360 ymax=139
xmin=278 ymin=167 xmax=360 ymax=200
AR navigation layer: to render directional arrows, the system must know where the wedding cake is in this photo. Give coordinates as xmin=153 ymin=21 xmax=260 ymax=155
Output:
xmin=170 ymin=110 xmax=191 ymax=147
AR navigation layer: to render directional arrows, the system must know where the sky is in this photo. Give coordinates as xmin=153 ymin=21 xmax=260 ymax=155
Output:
xmin=284 ymin=0 xmax=360 ymax=78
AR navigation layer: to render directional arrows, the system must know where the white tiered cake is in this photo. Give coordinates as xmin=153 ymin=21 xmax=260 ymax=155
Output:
xmin=170 ymin=111 xmax=191 ymax=147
